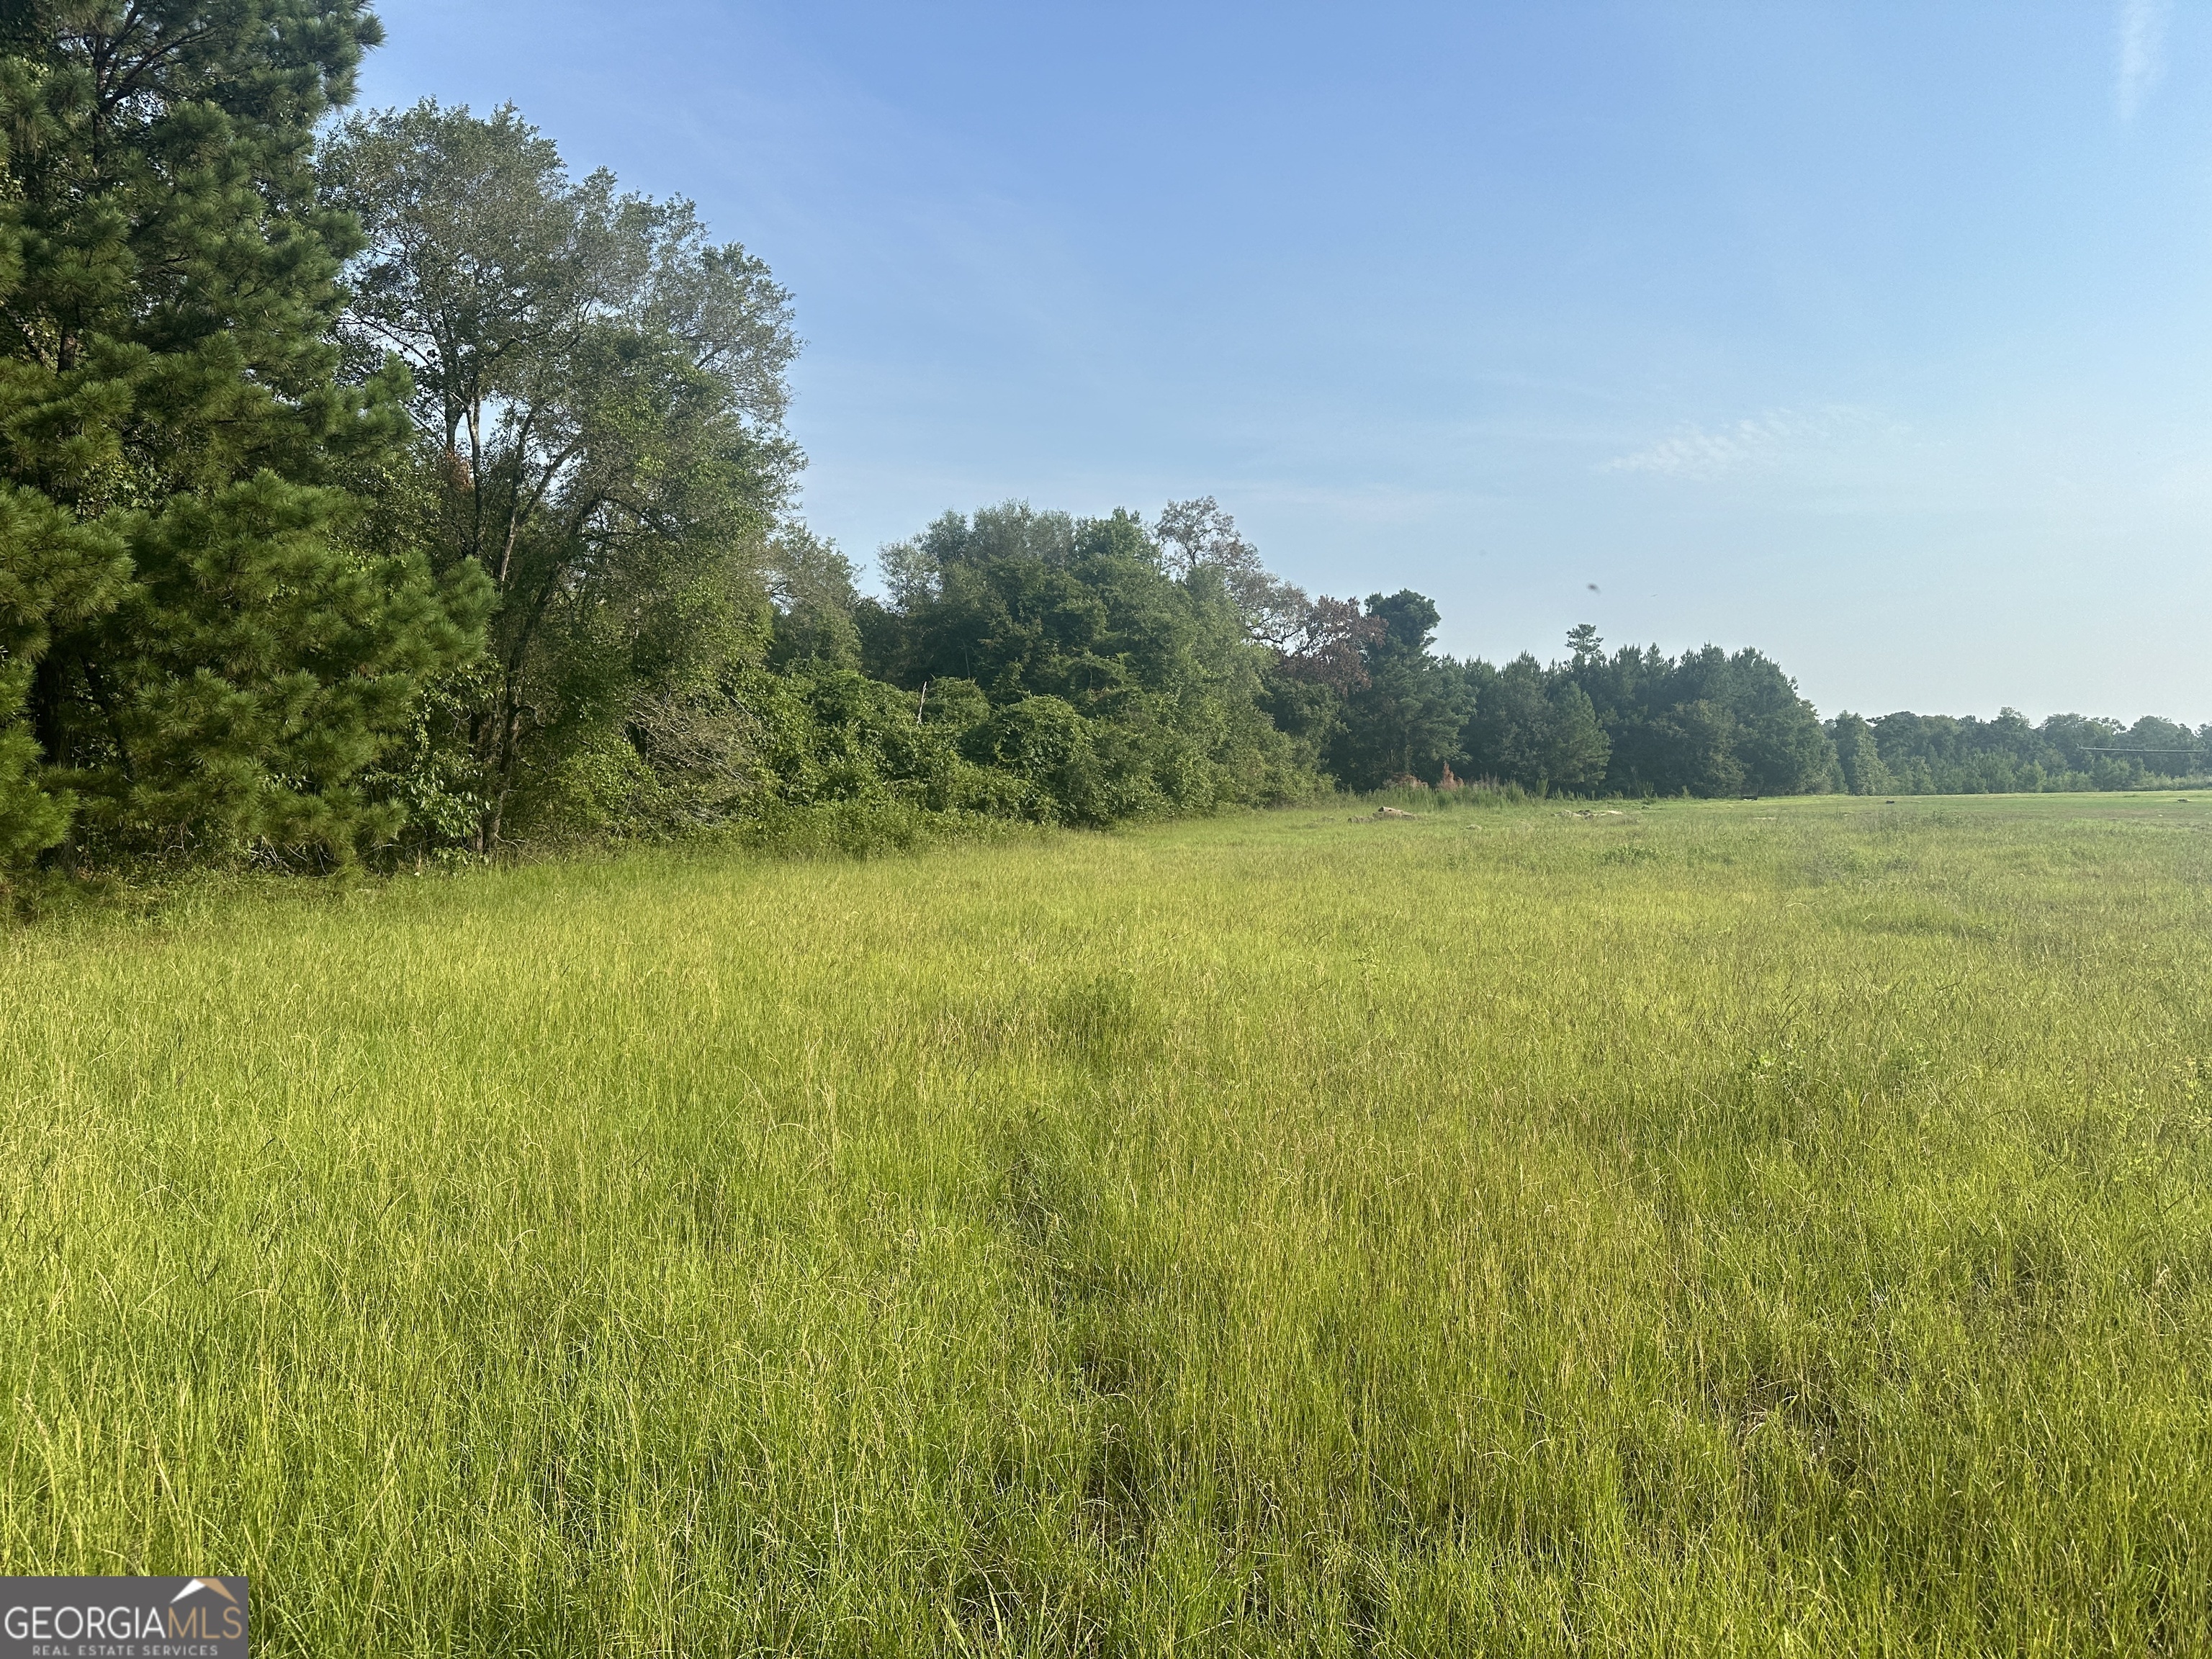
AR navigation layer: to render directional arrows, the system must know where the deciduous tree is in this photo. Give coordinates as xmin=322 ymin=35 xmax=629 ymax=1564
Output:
xmin=321 ymin=100 xmax=799 ymax=846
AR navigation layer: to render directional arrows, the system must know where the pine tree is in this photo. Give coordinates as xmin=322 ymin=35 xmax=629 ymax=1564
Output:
xmin=0 ymin=0 xmax=484 ymax=867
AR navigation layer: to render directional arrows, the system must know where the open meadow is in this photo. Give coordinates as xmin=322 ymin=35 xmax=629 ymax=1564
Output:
xmin=2 ymin=793 xmax=2209 ymax=1655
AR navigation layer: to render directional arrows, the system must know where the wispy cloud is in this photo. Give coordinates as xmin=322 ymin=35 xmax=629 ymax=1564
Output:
xmin=2117 ymin=0 xmax=2171 ymax=121
xmin=1602 ymin=408 xmax=1872 ymax=482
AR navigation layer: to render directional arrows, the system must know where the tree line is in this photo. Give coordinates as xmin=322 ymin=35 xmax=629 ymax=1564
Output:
xmin=0 ymin=3 xmax=2199 ymax=873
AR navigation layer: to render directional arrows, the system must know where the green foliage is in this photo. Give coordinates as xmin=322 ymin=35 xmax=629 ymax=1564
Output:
xmin=1857 ymin=707 xmax=2211 ymax=795
xmin=859 ymin=499 xmax=1317 ymax=824
xmin=1563 ymin=637 xmax=1838 ymax=796
xmin=1327 ymin=589 xmax=1474 ymax=789
xmin=1830 ymin=711 xmax=1894 ymax=795
xmin=78 ymin=475 xmax=484 ymax=855
xmin=1460 ymin=654 xmax=1609 ymax=792
xmin=966 ymin=694 xmax=1097 ymax=819
xmin=0 ymin=485 xmax=128 ymax=858
xmin=0 ymin=0 xmax=480 ymax=866
xmin=1452 ymin=629 xmax=1835 ymax=799
xmin=2124 ymin=714 xmax=2205 ymax=774
xmin=3 ymin=4 xmax=2192 ymax=873
xmin=320 ymin=99 xmax=799 ymax=850
xmin=764 ymin=526 xmax=863 ymax=670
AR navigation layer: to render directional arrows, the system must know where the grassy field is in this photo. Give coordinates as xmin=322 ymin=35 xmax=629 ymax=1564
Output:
xmin=2 ymin=793 xmax=2209 ymax=1655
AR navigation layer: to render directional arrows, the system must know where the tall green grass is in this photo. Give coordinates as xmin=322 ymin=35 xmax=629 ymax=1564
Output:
xmin=2 ymin=793 xmax=2208 ymax=1654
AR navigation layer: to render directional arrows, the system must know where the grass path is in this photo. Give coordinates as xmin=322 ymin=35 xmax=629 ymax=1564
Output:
xmin=3 ymin=794 xmax=2209 ymax=1653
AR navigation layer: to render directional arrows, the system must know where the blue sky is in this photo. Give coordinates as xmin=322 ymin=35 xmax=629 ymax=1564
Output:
xmin=359 ymin=1 xmax=2210 ymax=721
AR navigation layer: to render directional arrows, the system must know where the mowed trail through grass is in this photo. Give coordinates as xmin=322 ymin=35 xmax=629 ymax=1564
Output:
xmin=3 ymin=795 xmax=2210 ymax=1654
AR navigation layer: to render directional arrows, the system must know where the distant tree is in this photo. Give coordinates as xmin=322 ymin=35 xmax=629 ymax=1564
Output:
xmin=2032 ymin=714 xmax=2123 ymax=784
xmin=863 ymin=500 xmax=1311 ymax=818
xmin=765 ymin=528 xmax=863 ymax=670
xmin=1153 ymin=498 xmax=1255 ymax=580
xmin=1706 ymin=648 xmax=1835 ymax=793
xmin=1236 ymin=592 xmax=1371 ymax=773
xmin=2124 ymin=715 xmax=2201 ymax=777
xmin=1155 ymin=496 xmax=1312 ymax=650
xmin=1459 ymin=653 xmax=1608 ymax=793
xmin=1555 ymin=642 xmax=1831 ymax=796
xmin=1276 ymin=595 xmax=1385 ymax=694
xmin=1827 ymin=712 xmax=1893 ymax=795
xmin=1328 ymin=590 xmax=1473 ymax=789
xmin=880 ymin=504 xmax=1112 ymax=701
xmin=1861 ymin=708 xmax=2182 ymax=795
xmin=1611 ymin=698 xmax=1746 ymax=796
